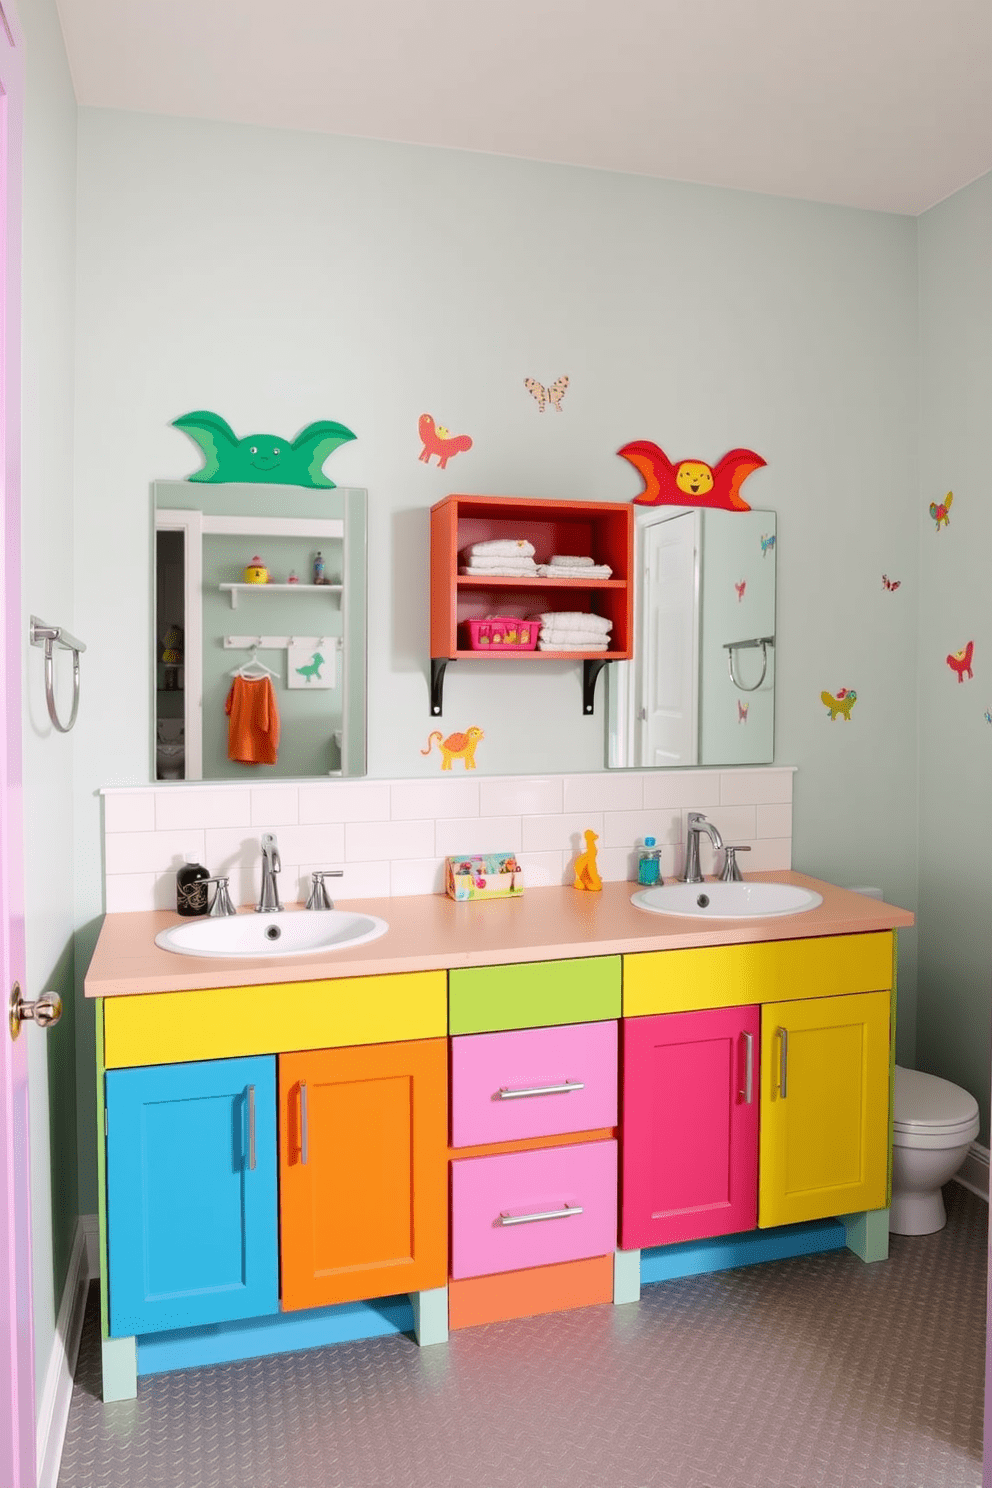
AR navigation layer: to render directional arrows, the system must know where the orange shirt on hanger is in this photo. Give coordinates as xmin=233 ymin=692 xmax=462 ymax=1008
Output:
xmin=225 ymin=674 xmax=281 ymax=765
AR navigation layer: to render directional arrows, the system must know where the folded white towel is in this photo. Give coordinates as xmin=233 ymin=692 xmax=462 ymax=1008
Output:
xmin=460 ymin=564 xmax=540 ymax=577
xmin=548 ymin=554 xmax=595 ymax=567
xmin=540 ymin=628 xmax=612 ymax=644
xmin=530 ymin=611 xmax=613 ymax=634
xmin=537 ymin=564 xmax=613 ymax=579
xmin=465 ymin=539 xmax=536 ymax=557
xmin=538 ymin=638 xmax=610 ymax=651
xmin=461 ymin=554 xmax=538 ymax=571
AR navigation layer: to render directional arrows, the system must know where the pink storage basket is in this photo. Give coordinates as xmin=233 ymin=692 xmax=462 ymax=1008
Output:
xmin=463 ymin=617 xmax=539 ymax=651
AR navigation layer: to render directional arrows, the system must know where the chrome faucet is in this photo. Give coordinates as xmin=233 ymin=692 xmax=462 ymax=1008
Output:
xmin=306 ymin=870 xmax=345 ymax=911
xmin=256 ymin=833 xmax=283 ymax=913
xmin=681 ymin=812 xmax=724 ymax=884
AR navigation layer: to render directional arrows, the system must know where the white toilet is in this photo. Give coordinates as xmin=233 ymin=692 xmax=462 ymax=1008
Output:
xmin=156 ymin=718 xmax=185 ymax=781
xmin=890 ymin=1064 xmax=980 ymax=1235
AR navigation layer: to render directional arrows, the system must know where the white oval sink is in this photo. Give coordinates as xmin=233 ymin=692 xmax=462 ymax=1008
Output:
xmin=155 ymin=909 xmax=389 ymax=959
xmin=631 ymin=881 xmax=823 ymax=919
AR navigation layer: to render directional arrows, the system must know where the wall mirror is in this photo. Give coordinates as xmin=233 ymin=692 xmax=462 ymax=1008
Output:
xmin=608 ymin=507 xmax=776 ymax=768
xmin=153 ymin=481 xmax=367 ymax=781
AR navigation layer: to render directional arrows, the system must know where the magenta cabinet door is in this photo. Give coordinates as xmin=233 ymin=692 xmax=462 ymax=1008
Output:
xmin=450 ymin=1020 xmax=618 ymax=1147
xmin=621 ymin=1006 xmax=760 ymax=1250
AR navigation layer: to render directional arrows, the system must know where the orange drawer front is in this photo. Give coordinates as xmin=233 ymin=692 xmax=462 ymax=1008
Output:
xmin=450 ymin=1020 xmax=618 ymax=1148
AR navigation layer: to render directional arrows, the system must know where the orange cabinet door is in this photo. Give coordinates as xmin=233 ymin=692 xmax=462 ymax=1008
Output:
xmin=279 ymin=1038 xmax=448 ymax=1311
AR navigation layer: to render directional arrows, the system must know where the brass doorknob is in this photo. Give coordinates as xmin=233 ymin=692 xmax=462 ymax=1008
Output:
xmin=9 ymin=983 xmax=62 ymax=1040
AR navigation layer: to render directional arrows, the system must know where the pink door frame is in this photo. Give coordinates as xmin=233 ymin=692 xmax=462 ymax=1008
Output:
xmin=0 ymin=2 xmax=35 ymax=1484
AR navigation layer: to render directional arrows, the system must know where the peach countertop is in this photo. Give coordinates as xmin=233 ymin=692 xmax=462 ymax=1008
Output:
xmin=84 ymin=872 xmax=915 ymax=999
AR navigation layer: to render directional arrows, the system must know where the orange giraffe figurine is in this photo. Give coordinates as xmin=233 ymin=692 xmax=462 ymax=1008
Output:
xmin=573 ymin=829 xmax=602 ymax=892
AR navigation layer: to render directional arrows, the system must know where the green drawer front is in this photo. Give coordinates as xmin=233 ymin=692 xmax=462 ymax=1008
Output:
xmin=449 ymin=956 xmax=622 ymax=1034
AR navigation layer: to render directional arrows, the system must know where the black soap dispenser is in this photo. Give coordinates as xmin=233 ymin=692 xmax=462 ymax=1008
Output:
xmin=176 ymin=855 xmax=210 ymax=916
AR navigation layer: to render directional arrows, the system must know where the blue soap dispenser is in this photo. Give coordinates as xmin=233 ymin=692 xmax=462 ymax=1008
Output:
xmin=637 ymin=836 xmax=662 ymax=886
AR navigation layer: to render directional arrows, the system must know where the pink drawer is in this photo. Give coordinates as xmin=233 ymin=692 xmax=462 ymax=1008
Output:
xmin=450 ymin=1139 xmax=617 ymax=1279
xmin=450 ymin=1020 xmax=618 ymax=1147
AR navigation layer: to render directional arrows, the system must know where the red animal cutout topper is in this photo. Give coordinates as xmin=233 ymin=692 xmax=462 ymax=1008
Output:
xmin=418 ymin=414 xmax=472 ymax=470
xmin=947 ymin=641 xmax=974 ymax=683
xmin=617 ymin=442 xmax=766 ymax=512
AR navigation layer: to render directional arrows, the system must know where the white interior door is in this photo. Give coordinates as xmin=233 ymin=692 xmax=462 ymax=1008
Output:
xmin=638 ymin=510 xmax=700 ymax=767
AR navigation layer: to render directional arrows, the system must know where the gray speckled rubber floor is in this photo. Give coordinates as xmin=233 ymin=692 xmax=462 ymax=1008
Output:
xmin=58 ymin=1185 xmax=987 ymax=1488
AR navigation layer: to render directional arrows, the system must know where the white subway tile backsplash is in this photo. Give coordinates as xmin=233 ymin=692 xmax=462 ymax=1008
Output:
xmin=756 ymin=802 xmax=793 ymax=839
xmin=390 ymin=779 xmax=479 ymax=821
xmin=522 ymin=812 xmax=604 ymax=854
xmin=479 ymin=776 xmax=562 ymax=817
xmin=105 ymin=828 xmax=206 ymax=877
xmin=720 ymin=769 xmax=794 ymax=806
xmin=298 ymin=782 xmax=391 ymax=824
xmin=602 ymin=810 xmax=680 ymax=850
xmin=155 ymin=788 xmax=251 ymax=832
xmin=390 ymin=857 xmax=446 ymax=897
xmin=346 ymin=818 xmax=434 ymax=862
xmin=251 ymin=787 xmax=299 ymax=826
xmin=104 ymin=792 xmax=156 ymax=834
xmin=562 ymin=773 xmax=644 ymax=814
xmin=100 ymin=768 xmax=793 ymax=911
xmin=435 ymin=815 xmax=521 ymax=857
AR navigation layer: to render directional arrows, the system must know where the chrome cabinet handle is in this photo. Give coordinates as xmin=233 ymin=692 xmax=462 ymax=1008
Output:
xmin=495 ymin=1204 xmax=584 ymax=1227
xmin=496 ymin=1080 xmax=585 ymax=1101
xmin=778 ymin=1027 xmax=789 ymax=1099
xmin=739 ymin=1031 xmax=754 ymax=1104
xmin=247 ymin=1085 xmax=256 ymax=1171
xmin=300 ymin=1080 xmax=309 ymax=1165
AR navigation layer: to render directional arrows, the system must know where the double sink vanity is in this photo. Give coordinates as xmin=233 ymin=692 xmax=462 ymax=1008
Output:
xmin=85 ymin=867 xmax=914 ymax=1403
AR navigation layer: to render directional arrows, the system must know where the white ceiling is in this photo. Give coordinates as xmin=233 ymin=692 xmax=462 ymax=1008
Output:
xmin=54 ymin=0 xmax=992 ymax=215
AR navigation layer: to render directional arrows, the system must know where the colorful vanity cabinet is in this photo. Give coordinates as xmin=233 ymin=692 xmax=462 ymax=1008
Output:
xmin=89 ymin=899 xmax=905 ymax=1404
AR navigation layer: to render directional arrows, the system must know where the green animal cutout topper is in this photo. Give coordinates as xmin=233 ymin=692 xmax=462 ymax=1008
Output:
xmin=172 ymin=410 xmax=356 ymax=487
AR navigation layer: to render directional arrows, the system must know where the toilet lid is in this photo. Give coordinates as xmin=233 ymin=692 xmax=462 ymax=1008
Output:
xmin=893 ymin=1065 xmax=979 ymax=1132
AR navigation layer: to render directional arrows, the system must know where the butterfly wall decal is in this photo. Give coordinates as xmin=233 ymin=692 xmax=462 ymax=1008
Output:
xmin=882 ymin=575 xmax=901 ymax=591
xmin=930 ymin=491 xmax=953 ymax=530
xmin=738 ymin=701 xmax=749 ymax=723
xmin=735 ymin=580 xmax=746 ymax=602
xmin=524 ymin=375 xmax=569 ymax=413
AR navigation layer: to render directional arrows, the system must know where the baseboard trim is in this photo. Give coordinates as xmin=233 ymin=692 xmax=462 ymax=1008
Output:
xmin=36 ymin=1213 xmax=97 ymax=1488
xmin=953 ymin=1142 xmax=989 ymax=1202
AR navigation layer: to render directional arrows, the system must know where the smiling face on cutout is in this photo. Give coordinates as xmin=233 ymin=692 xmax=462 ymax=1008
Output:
xmin=675 ymin=460 xmax=715 ymax=497
xmin=245 ymin=437 xmax=283 ymax=472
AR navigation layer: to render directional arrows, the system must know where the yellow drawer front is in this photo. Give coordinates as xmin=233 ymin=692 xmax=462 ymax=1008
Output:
xmin=103 ymin=971 xmax=447 ymax=1069
xmin=758 ymin=989 xmax=890 ymax=1228
xmin=623 ymin=933 xmax=893 ymax=1017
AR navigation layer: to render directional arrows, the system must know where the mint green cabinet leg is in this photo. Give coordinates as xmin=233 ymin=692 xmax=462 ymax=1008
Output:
xmin=411 ymin=1286 xmax=448 ymax=1346
xmin=102 ymin=1334 xmax=137 ymax=1401
xmin=613 ymin=1248 xmax=641 ymax=1304
xmin=841 ymin=1208 xmax=890 ymax=1262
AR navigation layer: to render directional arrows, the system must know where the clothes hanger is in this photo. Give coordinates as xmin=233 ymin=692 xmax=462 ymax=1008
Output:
xmin=230 ymin=643 xmax=280 ymax=679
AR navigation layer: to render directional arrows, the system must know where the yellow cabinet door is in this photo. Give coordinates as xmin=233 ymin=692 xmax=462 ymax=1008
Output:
xmin=759 ymin=990 xmax=890 ymax=1228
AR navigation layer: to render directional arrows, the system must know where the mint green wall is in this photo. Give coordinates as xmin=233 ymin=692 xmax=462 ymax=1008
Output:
xmin=21 ymin=0 xmax=80 ymax=1407
xmin=916 ymin=172 xmax=992 ymax=1137
xmin=699 ymin=511 xmax=775 ymax=764
xmin=69 ymin=109 xmax=925 ymax=1209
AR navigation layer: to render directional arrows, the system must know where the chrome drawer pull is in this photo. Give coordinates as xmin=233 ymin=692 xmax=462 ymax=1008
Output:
xmin=495 ymin=1080 xmax=585 ymax=1101
xmin=778 ymin=1027 xmax=789 ymax=1099
xmin=739 ymin=1031 xmax=754 ymax=1105
xmin=300 ymin=1080 xmax=309 ymax=1165
xmin=247 ymin=1084 xmax=256 ymax=1171
xmin=495 ymin=1203 xmax=584 ymax=1227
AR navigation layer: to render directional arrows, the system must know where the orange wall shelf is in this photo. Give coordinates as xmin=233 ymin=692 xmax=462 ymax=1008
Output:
xmin=429 ymin=493 xmax=634 ymax=716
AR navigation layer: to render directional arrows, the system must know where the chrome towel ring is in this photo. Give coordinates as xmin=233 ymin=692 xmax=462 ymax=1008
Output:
xmin=723 ymin=635 xmax=775 ymax=693
xmin=30 ymin=616 xmax=87 ymax=733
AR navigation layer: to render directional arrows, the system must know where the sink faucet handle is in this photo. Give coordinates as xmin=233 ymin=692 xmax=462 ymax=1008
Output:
xmin=204 ymin=876 xmax=237 ymax=917
xmin=306 ymin=869 xmax=344 ymax=911
xmin=720 ymin=845 xmax=751 ymax=883
xmin=261 ymin=833 xmax=281 ymax=870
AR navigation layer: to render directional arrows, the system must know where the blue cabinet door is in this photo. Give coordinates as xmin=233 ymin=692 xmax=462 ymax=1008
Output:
xmin=106 ymin=1055 xmax=279 ymax=1337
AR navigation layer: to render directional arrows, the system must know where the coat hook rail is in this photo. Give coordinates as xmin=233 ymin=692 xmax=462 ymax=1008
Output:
xmin=30 ymin=616 xmax=87 ymax=733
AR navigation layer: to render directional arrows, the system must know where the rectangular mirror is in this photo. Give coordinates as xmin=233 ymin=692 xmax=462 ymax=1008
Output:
xmin=608 ymin=508 xmax=776 ymax=767
xmin=154 ymin=481 xmax=367 ymax=781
